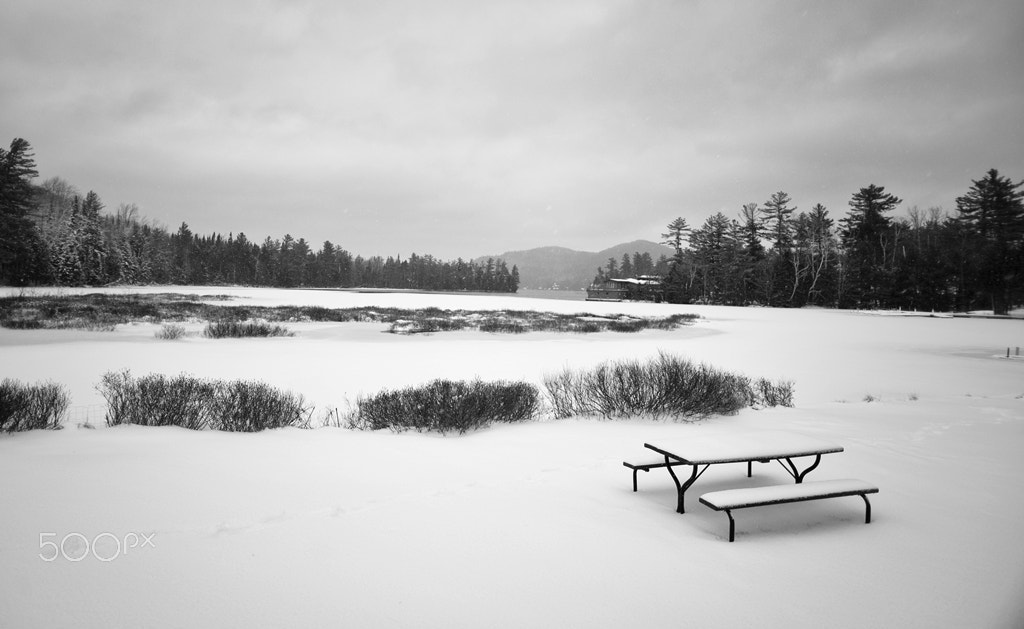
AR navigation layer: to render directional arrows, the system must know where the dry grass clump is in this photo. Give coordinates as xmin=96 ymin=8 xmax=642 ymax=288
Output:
xmin=0 ymin=292 xmax=231 ymax=330
xmin=1 ymin=293 xmax=700 ymax=336
xmin=203 ymin=320 xmax=293 ymax=338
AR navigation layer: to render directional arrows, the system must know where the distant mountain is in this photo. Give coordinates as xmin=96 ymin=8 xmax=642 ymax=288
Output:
xmin=479 ymin=240 xmax=675 ymax=291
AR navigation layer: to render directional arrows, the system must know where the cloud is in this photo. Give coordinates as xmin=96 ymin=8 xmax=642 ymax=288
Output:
xmin=2 ymin=0 xmax=1022 ymax=258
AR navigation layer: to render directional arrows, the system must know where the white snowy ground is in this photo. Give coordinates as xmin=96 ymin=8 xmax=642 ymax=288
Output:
xmin=1 ymin=286 xmax=1022 ymax=628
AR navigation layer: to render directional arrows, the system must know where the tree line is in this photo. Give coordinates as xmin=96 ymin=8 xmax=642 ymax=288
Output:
xmin=656 ymin=176 xmax=1024 ymax=315
xmin=593 ymin=250 xmax=672 ymax=282
xmin=0 ymin=139 xmax=519 ymax=293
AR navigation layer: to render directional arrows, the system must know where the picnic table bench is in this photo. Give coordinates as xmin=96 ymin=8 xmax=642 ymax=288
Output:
xmin=623 ymin=458 xmax=765 ymax=492
xmin=622 ymin=459 xmax=690 ymax=492
xmin=699 ymin=479 xmax=879 ymax=542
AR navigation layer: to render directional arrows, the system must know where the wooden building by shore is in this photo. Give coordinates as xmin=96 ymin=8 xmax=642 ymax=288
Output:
xmin=585 ymin=276 xmax=664 ymax=302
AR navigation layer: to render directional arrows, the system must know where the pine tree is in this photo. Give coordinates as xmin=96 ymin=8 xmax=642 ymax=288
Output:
xmin=738 ymin=202 xmax=766 ymax=304
xmin=605 ymin=256 xmax=619 ymax=278
xmin=660 ymin=217 xmax=693 ymax=301
xmin=277 ymin=234 xmax=310 ymax=287
xmin=78 ymin=191 xmax=107 ymax=285
xmin=690 ymin=213 xmax=743 ymax=304
xmin=620 ymin=253 xmax=634 ymax=278
xmin=738 ymin=203 xmax=765 ymax=258
xmin=171 ymin=223 xmax=196 ymax=284
xmin=760 ymin=191 xmax=797 ymax=306
xmin=840 ymin=184 xmax=902 ymax=308
xmin=954 ymin=169 xmax=1024 ymax=314
xmin=495 ymin=259 xmax=511 ymax=292
xmin=636 ymin=252 xmax=654 ymax=276
xmin=760 ymin=191 xmax=795 ymax=253
xmin=0 ymin=138 xmax=43 ymax=284
xmin=253 ymin=237 xmax=273 ymax=284
xmin=661 ymin=217 xmax=691 ymax=256
xmin=51 ymin=201 xmax=84 ymax=285
xmin=654 ymin=255 xmax=671 ymax=275
xmin=36 ymin=177 xmax=79 ymax=266
xmin=315 ymin=241 xmax=339 ymax=286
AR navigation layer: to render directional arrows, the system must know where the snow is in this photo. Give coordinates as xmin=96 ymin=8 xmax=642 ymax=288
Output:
xmin=1 ymin=286 xmax=1023 ymax=628
xmin=646 ymin=429 xmax=843 ymax=463
xmin=700 ymin=479 xmax=879 ymax=510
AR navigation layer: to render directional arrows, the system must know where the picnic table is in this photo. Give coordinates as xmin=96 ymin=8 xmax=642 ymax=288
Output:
xmin=643 ymin=431 xmax=844 ymax=513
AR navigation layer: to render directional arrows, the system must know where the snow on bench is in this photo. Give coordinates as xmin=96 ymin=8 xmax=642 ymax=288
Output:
xmin=623 ymin=457 xmax=759 ymax=493
xmin=622 ymin=459 xmax=689 ymax=492
xmin=699 ymin=479 xmax=879 ymax=542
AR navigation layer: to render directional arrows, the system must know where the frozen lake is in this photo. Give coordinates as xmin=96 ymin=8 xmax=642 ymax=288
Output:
xmin=1 ymin=286 xmax=1022 ymax=628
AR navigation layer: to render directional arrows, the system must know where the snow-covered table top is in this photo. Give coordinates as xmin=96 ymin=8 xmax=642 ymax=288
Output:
xmin=645 ymin=430 xmax=844 ymax=464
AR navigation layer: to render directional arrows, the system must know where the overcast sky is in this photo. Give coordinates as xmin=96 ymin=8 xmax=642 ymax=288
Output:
xmin=2 ymin=1 xmax=1022 ymax=259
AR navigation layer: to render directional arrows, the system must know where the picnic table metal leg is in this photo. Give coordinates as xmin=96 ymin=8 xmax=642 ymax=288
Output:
xmin=665 ymin=457 xmax=704 ymax=514
xmin=861 ymin=494 xmax=872 ymax=523
xmin=778 ymin=454 xmax=823 ymax=484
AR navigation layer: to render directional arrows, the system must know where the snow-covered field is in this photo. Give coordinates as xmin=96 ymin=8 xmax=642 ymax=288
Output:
xmin=1 ymin=286 xmax=1022 ymax=628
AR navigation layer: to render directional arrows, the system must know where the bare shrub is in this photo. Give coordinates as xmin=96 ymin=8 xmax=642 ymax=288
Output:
xmin=543 ymin=352 xmax=794 ymax=420
xmin=203 ymin=320 xmax=294 ymax=338
xmin=348 ymin=379 xmax=540 ymax=434
xmin=320 ymin=407 xmax=346 ymax=428
xmin=211 ymin=381 xmax=312 ymax=431
xmin=752 ymin=377 xmax=795 ymax=407
xmin=155 ymin=323 xmax=187 ymax=340
xmin=100 ymin=371 xmax=217 ymax=429
xmin=0 ymin=379 xmax=70 ymax=431
xmin=98 ymin=371 xmax=310 ymax=431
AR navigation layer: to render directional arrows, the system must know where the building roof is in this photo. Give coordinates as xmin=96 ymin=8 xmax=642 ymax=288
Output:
xmin=607 ymin=277 xmax=662 ymax=286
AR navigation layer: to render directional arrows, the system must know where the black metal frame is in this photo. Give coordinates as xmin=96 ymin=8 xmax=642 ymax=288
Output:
xmin=707 ymin=491 xmax=875 ymax=542
xmin=622 ymin=460 xmax=688 ymax=492
xmin=662 ymin=454 xmax=827 ymax=513
xmin=777 ymin=454 xmax=823 ymax=483
xmin=664 ymin=457 xmax=707 ymax=513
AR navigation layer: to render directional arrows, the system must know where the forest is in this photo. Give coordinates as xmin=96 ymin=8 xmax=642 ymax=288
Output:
xmin=3 ymin=137 xmax=1022 ymax=313
xmin=0 ymin=139 xmax=520 ymax=293
xmin=620 ymin=177 xmax=1022 ymax=315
